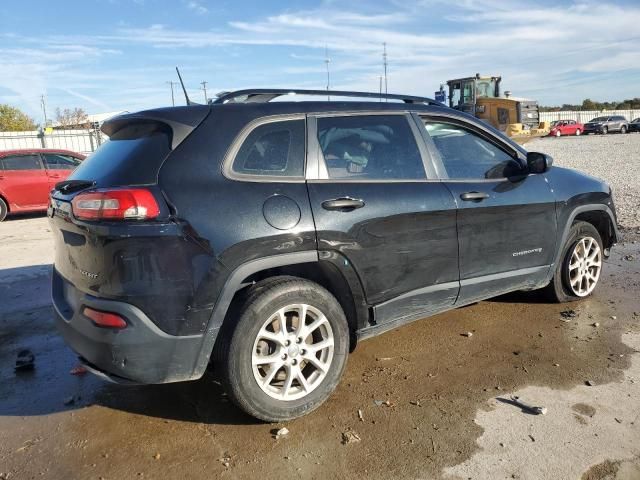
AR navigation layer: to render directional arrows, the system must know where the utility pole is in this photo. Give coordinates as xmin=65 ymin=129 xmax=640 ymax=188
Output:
xmin=166 ymin=81 xmax=176 ymax=107
xmin=200 ymin=81 xmax=208 ymax=103
xmin=379 ymin=76 xmax=383 ymax=101
xmin=40 ymin=94 xmax=48 ymax=126
xmin=324 ymin=45 xmax=331 ymax=101
xmin=382 ymin=42 xmax=388 ymax=99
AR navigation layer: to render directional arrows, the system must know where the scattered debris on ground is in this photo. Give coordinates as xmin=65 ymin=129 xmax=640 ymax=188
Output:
xmin=505 ymin=396 xmax=548 ymax=415
xmin=560 ymin=310 xmax=577 ymax=321
xmin=341 ymin=431 xmax=361 ymax=445
xmin=272 ymin=427 xmax=289 ymax=439
xmin=461 ymin=332 xmax=473 ymax=337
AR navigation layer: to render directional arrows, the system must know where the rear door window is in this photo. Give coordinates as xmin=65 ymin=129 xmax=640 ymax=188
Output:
xmin=316 ymin=115 xmax=426 ymax=180
xmin=43 ymin=154 xmax=81 ymax=170
xmin=231 ymin=120 xmax=305 ymax=178
xmin=0 ymin=155 xmax=42 ymax=171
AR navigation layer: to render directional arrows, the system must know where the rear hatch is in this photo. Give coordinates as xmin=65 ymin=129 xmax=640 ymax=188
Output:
xmin=50 ymin=106 xmax=210 ymax=335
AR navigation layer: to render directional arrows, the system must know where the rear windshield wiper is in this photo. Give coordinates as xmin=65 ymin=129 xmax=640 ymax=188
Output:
xmin=55 ymin=179 xmax=96 ymax=194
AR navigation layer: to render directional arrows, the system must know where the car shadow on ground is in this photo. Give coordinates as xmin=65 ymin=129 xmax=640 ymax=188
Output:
xmin=486 ymin=289 xmax=551 ymax=304
xmin=2 ymin=211 xmax=48 ymax=222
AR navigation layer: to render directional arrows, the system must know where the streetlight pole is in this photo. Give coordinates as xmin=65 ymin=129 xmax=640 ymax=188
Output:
xmin=382 ymin=42 xmax=388 ymax=98
xmin=200 ymin=81 xmax=208 ymax=103
xmin=324 ymin=46 xmax=331 ymax=101
xmin=40 ymin=94 xmax=48 ymax=126
xmin=166 ymin=81 xmax=176 ymax=107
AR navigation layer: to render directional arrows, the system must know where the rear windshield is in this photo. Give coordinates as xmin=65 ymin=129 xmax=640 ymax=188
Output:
xmin=68 ymin=122 xmax=171 ymax=187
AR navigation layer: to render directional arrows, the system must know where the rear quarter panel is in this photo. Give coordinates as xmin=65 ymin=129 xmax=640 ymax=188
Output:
xmin=158 ymin=107 xmax=317 ymax=323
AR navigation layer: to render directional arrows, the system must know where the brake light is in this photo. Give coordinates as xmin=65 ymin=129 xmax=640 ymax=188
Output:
xmin=71 ymin=188 xmax=160 ymax=221
xmin=83 ymin=307 xmax=127 ymax=329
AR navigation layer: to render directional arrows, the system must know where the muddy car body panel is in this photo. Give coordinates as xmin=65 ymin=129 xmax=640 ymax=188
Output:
xmin=50 ymin=90 xmax=619 ymax=389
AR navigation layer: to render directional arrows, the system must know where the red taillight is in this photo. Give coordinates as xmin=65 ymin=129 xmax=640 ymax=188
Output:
xmin=83 ymin=307 xmax=127 ymax=329
xmin=71 ymin=188 xmax=160 ymax=221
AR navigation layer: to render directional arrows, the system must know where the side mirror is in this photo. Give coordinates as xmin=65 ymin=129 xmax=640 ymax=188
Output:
xmin=527 ymin=152 xmax=553 ymax=174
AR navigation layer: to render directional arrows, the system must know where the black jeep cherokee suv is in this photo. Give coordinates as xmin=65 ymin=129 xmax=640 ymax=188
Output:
xmin=49 ymin=89 xmax=619 ymax=422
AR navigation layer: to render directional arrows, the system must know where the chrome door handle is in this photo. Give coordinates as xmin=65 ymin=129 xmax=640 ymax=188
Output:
xmin=460 ymin=191 xmax=489 ymax=201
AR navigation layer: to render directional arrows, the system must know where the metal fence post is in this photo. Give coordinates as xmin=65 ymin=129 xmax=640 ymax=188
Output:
xmin=89 ymin=131 xmax=96 ymax=152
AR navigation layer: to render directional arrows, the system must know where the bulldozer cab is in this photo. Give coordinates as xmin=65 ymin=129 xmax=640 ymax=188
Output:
xmin=444 ymin=74 xmax=546 ymax=143
xmin=446 ymin=75 xmax=501 ymax=112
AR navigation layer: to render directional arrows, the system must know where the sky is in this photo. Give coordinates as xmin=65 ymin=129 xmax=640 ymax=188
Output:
xmin=1 ymin=0 xmax=639 ymax=123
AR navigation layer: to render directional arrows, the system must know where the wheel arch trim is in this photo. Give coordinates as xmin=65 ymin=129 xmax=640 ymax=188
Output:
xmin=549 ymin=204 xmax=620 ymax=280
xmin=192 ymin=251 xmax=319 ymax=377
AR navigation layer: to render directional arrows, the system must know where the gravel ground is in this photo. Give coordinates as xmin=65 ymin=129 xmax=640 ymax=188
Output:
xmin=528 ymin=133 xmax=640 ymax=231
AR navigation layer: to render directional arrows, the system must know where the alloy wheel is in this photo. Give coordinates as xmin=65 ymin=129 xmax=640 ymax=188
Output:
xmin=567 ymin=236 xmax=602 ymax=297
xmin=252 ymin=304 xmax=334 ymax=401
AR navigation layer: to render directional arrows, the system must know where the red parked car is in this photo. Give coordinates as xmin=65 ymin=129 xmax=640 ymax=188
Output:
xmin=549 ymin=119 xmax=584 ymax=137
xmin=0 ymin=149 xmax=86 ymax=221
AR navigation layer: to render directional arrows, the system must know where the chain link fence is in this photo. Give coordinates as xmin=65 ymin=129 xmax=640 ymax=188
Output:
xmin=540 ymin=110 xmax=640 ymax=124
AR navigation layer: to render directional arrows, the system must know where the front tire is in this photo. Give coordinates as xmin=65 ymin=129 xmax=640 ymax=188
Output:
xmin=217 ymin=276 xmax=349 ymax=422
xmin=544 ymin=221 xmax=603 ymax=302
xmin=602 ymin=126 xmax=608 ymax=135
xmin=555 ymin=130 xmax=562 ymax=137
xmin=0 ymin=198 xmax=7 ymax=222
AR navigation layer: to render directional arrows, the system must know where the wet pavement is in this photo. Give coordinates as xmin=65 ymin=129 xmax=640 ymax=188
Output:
xmin=1 ymin=216 xmax=639 ymax=480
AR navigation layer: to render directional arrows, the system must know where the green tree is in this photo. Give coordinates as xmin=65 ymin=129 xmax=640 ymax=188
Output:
xmin=581 ymin=98 xmax=597 ymax=111
xmin=0 ymin=104 xmax=37 ymax=132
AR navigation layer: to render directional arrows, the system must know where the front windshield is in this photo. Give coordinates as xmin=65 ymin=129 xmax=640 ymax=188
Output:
xmin=632 ymin=118 xmax=640 ymax=123
xmin=475 ymin=79 xmax=497 ymax=98
xmin=590 ymin=117 xmax=607 ymax=122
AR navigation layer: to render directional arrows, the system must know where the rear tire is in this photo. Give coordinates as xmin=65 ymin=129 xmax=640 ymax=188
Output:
xmin=575 ymin=129 xmax=581 ymax=136
xmin=621 ymin=125 xmax=627 ymax=134
xmin=0 ymin=198 xmax=7 ymax=222
xmin=216 ymin=276 xmax=349 ymax=422
xmin=544 ymin=221 xmax=603 ymax=303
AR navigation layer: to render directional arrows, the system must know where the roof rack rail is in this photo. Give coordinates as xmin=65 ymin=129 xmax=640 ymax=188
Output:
xmin=212 ymin=88 xmax=443 ymax=106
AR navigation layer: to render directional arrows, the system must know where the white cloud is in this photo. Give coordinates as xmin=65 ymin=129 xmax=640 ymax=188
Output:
xmin=1 ymin=0 xmax=639 ymax=118
xmin=186 ymin=0 xmax=208 ymax=15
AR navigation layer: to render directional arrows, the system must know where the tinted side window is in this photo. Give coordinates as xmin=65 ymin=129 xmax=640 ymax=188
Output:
xmin=44 ymin=154 xmax=81 ymax=170
xmin=425 ymin=122 xmax=521 ymax=179
xmin=232 ymin=120 xmax=305 ymax=177
xmin=1 ymin=155 xmax=42 ymax=171
xmin=317 ymin=115 xmax=425 ymax=180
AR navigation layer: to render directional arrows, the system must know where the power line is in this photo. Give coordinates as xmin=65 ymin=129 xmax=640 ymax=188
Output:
xmin=166 ymin=81 xmax=176 ymax=107
xmin=200 ymin=81 xmax=208 ymax=103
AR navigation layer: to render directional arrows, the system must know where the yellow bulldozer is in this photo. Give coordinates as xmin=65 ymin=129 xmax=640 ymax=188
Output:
xmin=440 ymin=74 xmax=549 ymax=143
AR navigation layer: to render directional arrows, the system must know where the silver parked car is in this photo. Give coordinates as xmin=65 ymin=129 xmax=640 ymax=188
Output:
xmin=583 ymin=115 xmax=629 ymax=134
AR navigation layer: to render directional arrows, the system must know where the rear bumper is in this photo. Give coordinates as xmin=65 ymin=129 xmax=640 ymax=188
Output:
xmin=52 ymin=268 xmax=205 ymax=384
